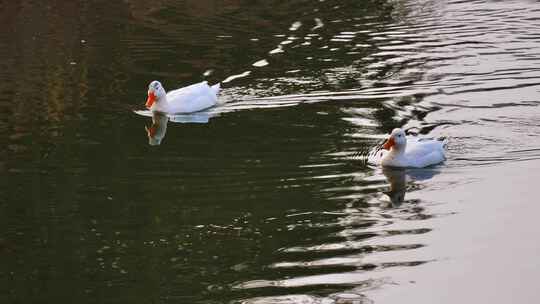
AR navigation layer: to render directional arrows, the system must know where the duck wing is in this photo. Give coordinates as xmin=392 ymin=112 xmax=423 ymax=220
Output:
xmin=405 ymin=138 xmax=447 ymax=167
xmin=166 ymin=81 xmax=219 ymax=113
xmin=166 ymin=81 xmax=212 ymax=100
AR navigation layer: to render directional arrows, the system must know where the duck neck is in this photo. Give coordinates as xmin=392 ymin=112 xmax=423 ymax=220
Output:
xmin=157 ymin=94 xmax=168 ymax=104
xmin=390 ymin=143 xmax=406 ymax=156
xmin=153 ymin=95 xmax=169 ymax=112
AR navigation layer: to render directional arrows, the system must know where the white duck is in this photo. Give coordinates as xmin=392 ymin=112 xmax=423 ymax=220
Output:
xmin=145 ymin=80 xmax=220 ymax=113
xmin=372 ymin=128 xmax=447 ymax=168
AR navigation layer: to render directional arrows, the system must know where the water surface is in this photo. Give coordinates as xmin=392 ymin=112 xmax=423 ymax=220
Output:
xmin=3 ymin=0 xmax=540 ymax=303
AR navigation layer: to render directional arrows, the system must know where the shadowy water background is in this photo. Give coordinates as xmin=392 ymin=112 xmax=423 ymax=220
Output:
xmin=2 ymin=0 xmax=540 ymax=303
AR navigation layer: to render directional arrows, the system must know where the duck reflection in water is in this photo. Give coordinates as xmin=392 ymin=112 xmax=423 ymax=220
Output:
xmin=142 ymin=111 xmax=217 ymax=145
xmin=145 ymin=112 xmax=169 ymax=146
xmin=382 ymin=167 xmax=441 ymax=206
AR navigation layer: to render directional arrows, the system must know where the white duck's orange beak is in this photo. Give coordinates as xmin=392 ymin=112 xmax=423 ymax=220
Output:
xmin=382 ymin=137 xmax=395 ymax=150
xmin=146 ymin=91 xmax=156 ymax=109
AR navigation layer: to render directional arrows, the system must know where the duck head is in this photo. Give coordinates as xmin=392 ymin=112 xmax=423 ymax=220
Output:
xmin=146 ymin=81 xmax=167 ymax=109
xmin=382 ymin=128 xmax=407 ymax=151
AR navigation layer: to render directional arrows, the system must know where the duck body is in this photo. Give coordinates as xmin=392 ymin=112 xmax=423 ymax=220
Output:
xmin=146 ymin=81 xmax=220 ymax=114
xmin=370 ymin=128 xmax=447 ymax=168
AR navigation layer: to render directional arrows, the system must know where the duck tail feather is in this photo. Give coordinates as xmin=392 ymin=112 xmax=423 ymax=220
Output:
xmin=438 ymin=136 xmax=449 ymax=149
xmin=211 ymin=83 xmax=221 ymax=95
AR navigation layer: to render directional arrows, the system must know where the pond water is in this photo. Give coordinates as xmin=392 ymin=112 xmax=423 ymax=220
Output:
xmin=3 ymin=0 xmax=540 ymax=303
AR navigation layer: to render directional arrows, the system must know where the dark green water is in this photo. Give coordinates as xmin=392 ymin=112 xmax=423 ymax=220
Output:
xmin=3 ymin=0 xmax=540 ymax=303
